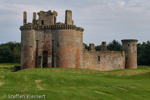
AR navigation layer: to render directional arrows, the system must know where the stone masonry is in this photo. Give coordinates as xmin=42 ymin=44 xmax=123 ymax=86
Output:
xmin=20 ymin=10 xmax=138 ymax=71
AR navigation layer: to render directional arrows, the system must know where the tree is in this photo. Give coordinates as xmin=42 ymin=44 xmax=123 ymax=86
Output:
xmin=137 ymin=41 xmax=150 ymax=65
xmin=0 ymin=46 xmax=13 ymax=63
xmin=13 ymin=47 xmax=21 ymax=63
xmin=0 ymin=42 xmax=21 ymax=63
xmin=95 ymin=45 xmax=101 ymax=51
xmin=107 ymin=40 xmax=122 ymax=51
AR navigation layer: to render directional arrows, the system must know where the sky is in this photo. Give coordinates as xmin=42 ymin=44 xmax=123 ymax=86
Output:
xmin=0 ymin=0 xmax=150 ymax=45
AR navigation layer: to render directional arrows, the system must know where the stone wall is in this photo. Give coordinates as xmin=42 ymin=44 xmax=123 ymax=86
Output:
xmin=37 ymin=10 xmax=57 ymax=25
xmin=35 ymin=30 xmax=52 ymax=68
xmin=83 ymin=50 xmax=125 ymax=71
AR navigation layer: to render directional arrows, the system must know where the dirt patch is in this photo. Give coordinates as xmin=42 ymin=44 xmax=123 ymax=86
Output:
xmin=22 ymin=89 xmax=27 ymax=92
xmin=130 ymin=86 xmax=137 ymax=89
xmin=0 ymin=76 xmax=5 ymax=78
xmin=95 ymin=90 xmax=112 ymax=96
xmin=37 ymin=84 xmax=45 ymax=90
xmin=35 ymin=80 xmax=43 ymax=83
xmin=35 ymin=80 xmax=44 ymax=90
xmin=0 ymin=82 xmax=4 ymax=86
xmin=117 ymin=87 xmax=128 ymax=91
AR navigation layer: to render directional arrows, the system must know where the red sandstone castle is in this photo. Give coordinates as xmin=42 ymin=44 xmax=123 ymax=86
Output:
xmin=20 ymin=10 xmax=138 ymax=71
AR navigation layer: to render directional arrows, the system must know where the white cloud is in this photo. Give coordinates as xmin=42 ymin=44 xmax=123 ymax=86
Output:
xmin=119 ymin=1 xmax=125 ymax=7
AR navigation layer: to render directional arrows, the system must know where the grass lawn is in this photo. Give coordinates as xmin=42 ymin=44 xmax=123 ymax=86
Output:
xmin=0 ymin=63 xmax=150 ymax=100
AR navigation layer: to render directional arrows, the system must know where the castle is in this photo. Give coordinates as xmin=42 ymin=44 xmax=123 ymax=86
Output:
xmin=20 ymin=10 xmax=138 ymax=71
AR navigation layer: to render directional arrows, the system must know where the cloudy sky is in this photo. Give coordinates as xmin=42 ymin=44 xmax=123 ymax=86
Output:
xmin=0 ymin=0 xmax=150 ymax=45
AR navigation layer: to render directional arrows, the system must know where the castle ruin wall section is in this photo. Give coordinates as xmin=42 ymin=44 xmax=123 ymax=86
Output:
xmin=35 ymin=30 xmax=52 ymax=68
xmin=83 ymin=50 xmax=125 ymax=71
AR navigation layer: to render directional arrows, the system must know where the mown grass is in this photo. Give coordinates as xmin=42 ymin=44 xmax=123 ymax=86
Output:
xmin=0 ymin=63 xmax=150 ymax=100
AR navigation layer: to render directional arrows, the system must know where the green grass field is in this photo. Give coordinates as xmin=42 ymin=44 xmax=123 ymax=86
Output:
xmin=0 ymin=63 xmax=150 ymax=100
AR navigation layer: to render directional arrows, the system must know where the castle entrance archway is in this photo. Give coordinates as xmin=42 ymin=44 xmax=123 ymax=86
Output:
xmin=42 ymin=51 xmax=48 ymax=68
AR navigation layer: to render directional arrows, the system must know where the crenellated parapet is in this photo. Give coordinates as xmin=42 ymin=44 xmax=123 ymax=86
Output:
xmin=87 ymin=50 xmax=124 ymax=54
xmin=20 ymin=24 xmax=84 ymax=32
xmin=37 ymin=10 xmax=58 ymax=17
xmin=21 ymin=10 xmax=84 ymax=31
xmin=121 ymin=39 xmax=138 ymax=43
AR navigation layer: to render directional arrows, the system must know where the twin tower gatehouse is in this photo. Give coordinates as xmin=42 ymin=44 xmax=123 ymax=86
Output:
xmin=20 ymin=10 xmax=138 ymax=71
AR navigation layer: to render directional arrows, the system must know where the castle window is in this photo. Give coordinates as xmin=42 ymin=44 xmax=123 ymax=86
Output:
xmin=128 ymin=44 xmax=130 ymax=46
xmin=98 ymin=56 xmax=100 ymax=62
xmin=41 ymin=20 xmax=44 ymax=25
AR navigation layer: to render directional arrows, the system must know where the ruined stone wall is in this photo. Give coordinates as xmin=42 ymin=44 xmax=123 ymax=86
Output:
xmin=52 ymin=29 xmax=83 ymax=68
xmin=83 ymin=50 xmax=125 ymax=71
xmin=37 ymin=11 xmax=57 ymax=25
xmin=35 ymin=30 xmax=52 ymax=68
xmin=21 ymin=30 xmax=36 ymax=69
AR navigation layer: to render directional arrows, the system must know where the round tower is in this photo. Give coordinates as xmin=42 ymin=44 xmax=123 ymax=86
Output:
xmin=20 ymin=12 xmax=36 ymax=69
xmin=121 ymin=39 xmax=138 ymax=69
xmin=21 ymin=30 xmax=36 ymax=69
xmin=51 ymin=10 xmax=84 ymax=68
xmin=52 ymin=26 xmax=84 ymax=68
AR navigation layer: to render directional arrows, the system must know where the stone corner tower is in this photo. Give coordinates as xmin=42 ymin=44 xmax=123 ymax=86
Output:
xmin=121 ymin=39 xmax=138 ymax=69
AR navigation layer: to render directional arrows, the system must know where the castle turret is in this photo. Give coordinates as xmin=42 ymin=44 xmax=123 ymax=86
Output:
xmin=21 ymin=11 xmax=36 ymax=69
xmin=65 ymin=10 xmax=73 ymax=25
xmin=101 ymin=41 xmax=107 ymax=51
xmin=121 ymin=39 xmax=138 ymax=69
xmin=23 ymin=11 xmax=27 ymax=25
xmin=32 ymin=12 xmax=36 ymax=24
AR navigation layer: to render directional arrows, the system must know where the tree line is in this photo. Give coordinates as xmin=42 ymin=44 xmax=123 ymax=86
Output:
xmin=0 ymin=40 xmax=150 ymax=65
xmin=0 ymin=42 xmax=21 ymax=63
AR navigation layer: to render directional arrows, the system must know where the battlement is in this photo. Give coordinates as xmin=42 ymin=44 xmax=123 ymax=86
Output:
xmin=22 ymin=10 xmax=82 ymax=29
xmin=37 ymin=10 xmax=58 ymax=16
xmin=121 ymin=39 xmax=138 ymax=42
xmin=85 ymin=49 xmax=124 ymax=54
xmin=20 ymin=24 xmax=84 ymax=31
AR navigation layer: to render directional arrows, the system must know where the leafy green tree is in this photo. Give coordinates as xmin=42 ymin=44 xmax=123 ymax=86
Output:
xmin=95 ymin=45 xmax=101 ymax=51
xmin=13 ymin=47 xmax=21 ymax=63
xmin=0 ymin=42 xmax=21 ymax=63
xmin=137 ymin=41 xmax=150 ymax=65
xmin=107 ymin=40 xmax=122 ymax=51
xmin=0 ymin=46 xmax=13 ymax=63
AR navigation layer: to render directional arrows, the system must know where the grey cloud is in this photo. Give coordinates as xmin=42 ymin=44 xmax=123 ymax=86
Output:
xmin=0 ymin=0 xmax=150 ymax=45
